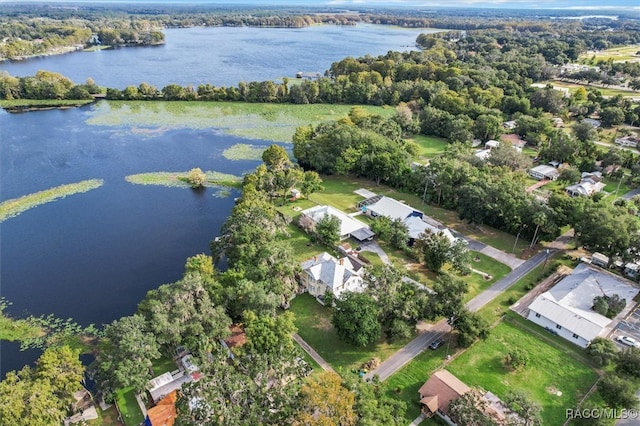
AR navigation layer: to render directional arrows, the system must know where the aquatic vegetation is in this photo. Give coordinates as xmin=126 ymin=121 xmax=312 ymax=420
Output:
xmin=125 ymin=170 xmax=243 ymax=189
xmin=0 ymin=179 xmax=104 ymax=222
xmin=223 ymin=143 xmax=266 ymax=161
xmin=86 ymin=101 xmax=394 ymax=143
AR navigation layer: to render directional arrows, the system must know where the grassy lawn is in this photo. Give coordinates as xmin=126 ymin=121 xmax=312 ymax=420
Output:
xmin=548 ymin=80 xmax=639 ymax=98
xmin=602 ymin=176 xmax=631 ymax=195
xmin=447 ymin=321 xmax=599 ymax=426
xmin=463 ymin=252 xmax=512 ymax=301
xmin=115 ymin=387 xmax=144 ymax=426
xmin=87 ymin=101 xmax=394 ymax=143
xmin=289 ymin=293 xmax=412 ymax=374
xmin=282 ymin=223 xmax=333 ymax=262
xmin=383 ymin=336 xmax=458 ymax=423
xmin=152 ymin=354 xmax=177 ymax=377
xmin=580 ymin=44 xmax=640 ymax=62
xmin=409 ymin=135 xmax=449 ymax=159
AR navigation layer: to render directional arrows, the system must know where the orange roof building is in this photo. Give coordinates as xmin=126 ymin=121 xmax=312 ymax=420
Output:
xmin=145 ymin=390 xmax=177 ymax=426
xmin=418 ymin=370 xmax=470 ymax=418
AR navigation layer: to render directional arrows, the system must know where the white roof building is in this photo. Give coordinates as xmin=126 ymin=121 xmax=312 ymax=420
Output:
xmin=299 ymin=252 xmax=365 ymax=300
xmin=301 ymin=205 xmax=374 ymax=241
xmin=529 ymin=165 xmax=559 ymax=181
xmin=362 ymin=196 xmax=420 ymax=221
xmin=566 ymin=172 xmax=605 ymax=197
xmin=527 ymin=263 xmax=639 ymax=348
xmin=403 ymin=215 xmax=457 ymax=243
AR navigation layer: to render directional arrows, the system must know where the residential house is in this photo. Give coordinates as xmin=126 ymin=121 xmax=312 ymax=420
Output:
xmin=299 ymin=252 xmax=365 ymax=300
xmin=145 ymin=390 xmax=177 ymax=426
xmin=300 ymin=205 xmax=374 ymax=242
xmin=403 ymin=214 xmax=457 ymax=246
xmin=359 ymin=196 xmax=458 ymax=246
xmin=500 ymin=133 xmax=526 ymax=151
xmin=615 ymin=134 xmax=639 ymax=148
xmin=503 ymin=120 xmax=517 ymax=130
xmin=527 ymin=263 xmax=639 ymax=348
xmin=418 ymin=370 xmax=515 ymax=425
xmin=591 ymin=252 xmax=609 ymax=268
xmin=419 ymin=370 xmax=471 ymax=423
xmin=582 ymin=118 xmax=601 ymax=128
xmin=624 ymin=263 xmax=640 ymax=280
xmin=475 ymin=140 xmax=500 ymax=160
xmin=360 ymin=195 xmax=420 ymax=221
xmin=529 ymin=165 xmax=560 ymax=181
xmin=565 ymin=171 xmax=606 ymax=197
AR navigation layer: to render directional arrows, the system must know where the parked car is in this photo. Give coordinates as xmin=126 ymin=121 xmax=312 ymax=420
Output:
xmin=429 ymin=338 xmax=445 ymax=350
xmin=616 ymin=335 xmax=640 ymax=348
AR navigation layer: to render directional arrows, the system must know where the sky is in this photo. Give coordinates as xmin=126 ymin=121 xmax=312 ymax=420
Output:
xmin=3 ymin=0 xmax=640 ymax=10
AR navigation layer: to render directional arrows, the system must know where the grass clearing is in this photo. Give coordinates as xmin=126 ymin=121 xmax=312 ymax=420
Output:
xmin=0 ymin=313 xmax=44 ymax=342
xmin=115 ymin=387 xmax=144 ymax=426
xmin=152 ymin=354 xmax=177 ymax=377
xmin=548 ymin=80 xmax=639 ymax=98
xmin=222 ymin=143 xmax=266 ymax=161
xmin=86 ymin=101 xmax=394 ymax=143
xmin=383 ymin=335 xmax=458 ymax=423
xmin=0 ymin=179 xmax=104 ymax=223
xmin=580 ymin=44 xmax=640 ymax=62
xmin=447 ymin=321 xmax=598 ymax=426
xmin=409 ymin=135 xmax=449 ymax=159
xmin=282 ymin=223 xmax=332 ymax=262
xmin=290 ymin=293 xmax=413 ymax=374
xmin=464 ymin=252 xmax=511 ymax=301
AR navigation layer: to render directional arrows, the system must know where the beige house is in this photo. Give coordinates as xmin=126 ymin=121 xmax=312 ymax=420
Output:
xmin=299 ymin=252 xmax=365 ymax=300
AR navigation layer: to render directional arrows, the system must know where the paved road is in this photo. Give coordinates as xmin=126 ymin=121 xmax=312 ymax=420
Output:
xmin=365 ymin=248 xmax=555 ymax=382
xmin=623 ymin=188 xmax=640 ymax=200
xmin=293 ymin=333 xmax=336 ymax=373
xmin=460 ymin=235 xmax=524 ymax=270
xmin=467 ymin=249 xmax=555 ymax=312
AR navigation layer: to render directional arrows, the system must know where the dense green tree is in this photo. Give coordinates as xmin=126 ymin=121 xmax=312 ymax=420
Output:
xmin=450 ymin=308 xmax=490 ymax=347
xmin=184 ymin=253 xmax=214 ymax=277
xmin=503 ymin=390 xmax=543 ymax=426
xmin=415 ymin=231 xmax=470 ymax=274
xmin=449 ymin=390 xmax=497 ymax=426
xmin=573 ymin=121 xmax=597 ymax=143
xmin=262 ymin=144 xmax=291 ymax=171
xmin=187 ymin=167 xmax=206 ymax=188
xmin=487 ymin=142 xmax=532 ymax=171
xmin=474 ymin=114 xmax=503 ymax=141
xmin=300 ymin=170 xmax=324 ymax=200
xmin=586 ymin=337 xmax=619 ymax=367
xmin=505 ymin=348 xmax=530 ymax=370
xmin=431 ymin=273 xmax=468 ymax=319
xmin=598 ymin=374 xmax=638 ymax=409
xmin=0 ymin=345 xmax=84 ymax=426
xmin=94 ymin=314 xmax=161 ymax=397
xmin=616 ymin=347 xmax=640 ymax=378
xmin=138 ymin=274 xmax=231 ymax=357
xmin=332 ymin=292 xmax=381 ymax=347
xmin=295 ymin=371 xmax=356 ymax=426
xmin=315 ymin=214 xmax=341 ymax=247
xmin=600 ymin=107 xmax=625 ymax=128
xmin=243 ymin=310 xmax=297 ymax=356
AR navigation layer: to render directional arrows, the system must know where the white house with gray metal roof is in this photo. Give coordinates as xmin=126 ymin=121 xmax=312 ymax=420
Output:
xmin=527 ymin=263 xmax=639 ymax=348
xmin=299 ymin=252 xmax=365 ymax=300
xmin=301 ymin=205 xmax=374 ymax=242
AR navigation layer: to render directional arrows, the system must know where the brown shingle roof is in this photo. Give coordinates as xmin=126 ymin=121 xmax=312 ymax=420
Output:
xmin=418 ymin=370 xmax=471 ymax=415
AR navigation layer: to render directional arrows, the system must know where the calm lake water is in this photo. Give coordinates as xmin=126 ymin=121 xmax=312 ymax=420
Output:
xmin=0 ymin=24 xmax=430 ymax=88
xmin=0 ymin=24 xmax=430 ymax=376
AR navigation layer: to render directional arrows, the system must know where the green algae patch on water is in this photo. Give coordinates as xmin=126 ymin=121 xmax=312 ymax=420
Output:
xmin=0 ymin=179 xmax=104 ymax=223
xmin=125 ymin=171 xmax=243 ymax=190
xmin=86 ymin=101 xmax=394 ymax=143
xmin=222 ymin=143 xmax=266 ymax=161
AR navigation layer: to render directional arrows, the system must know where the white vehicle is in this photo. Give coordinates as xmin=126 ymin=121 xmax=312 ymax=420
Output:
xmin=616 ymin=335 xmax=640 ymax=348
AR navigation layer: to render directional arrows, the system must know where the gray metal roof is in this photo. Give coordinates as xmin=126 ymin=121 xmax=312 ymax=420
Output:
xmin=529 ymin=263 xmax=639 ymax=341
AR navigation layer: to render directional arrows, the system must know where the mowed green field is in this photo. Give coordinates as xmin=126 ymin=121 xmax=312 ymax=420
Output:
xmin=86 ymin=101 xmax=395 ymax=142
xmin=580 ymin=44 xmax=640 ymax=62
xmin=447 ymin=322 xmax=598 ymax=426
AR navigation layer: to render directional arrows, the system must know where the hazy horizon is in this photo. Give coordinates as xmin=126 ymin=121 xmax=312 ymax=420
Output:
xmin=1 ymin=0 xmax=639 ymax=11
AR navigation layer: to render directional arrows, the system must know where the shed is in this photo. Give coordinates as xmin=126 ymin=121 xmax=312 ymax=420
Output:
xmin=591 ymin=252 xmax=609 ymax=268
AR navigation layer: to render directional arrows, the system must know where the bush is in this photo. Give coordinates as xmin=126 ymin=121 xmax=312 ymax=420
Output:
xmin=505 ymin=348 xmax=530 ymax=370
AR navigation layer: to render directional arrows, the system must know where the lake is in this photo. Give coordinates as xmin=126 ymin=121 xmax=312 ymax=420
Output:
xmin=0 ymin=24 xmax=432 ymax=88
xmin=0 ymin=23 xmax=431 ymax=376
